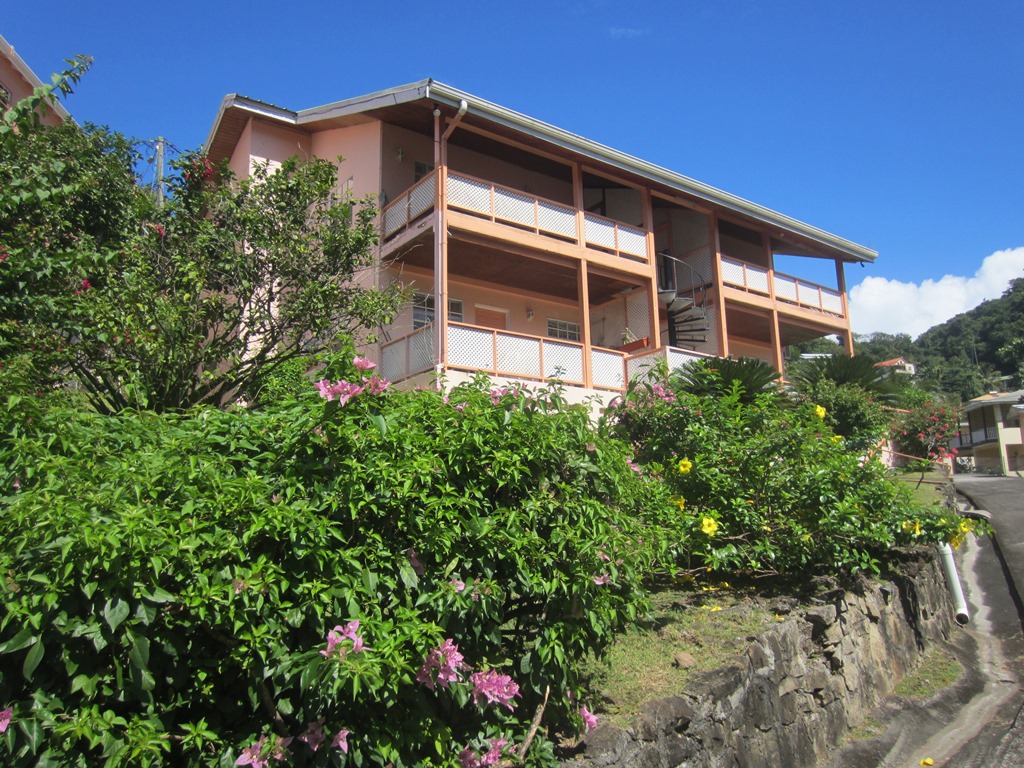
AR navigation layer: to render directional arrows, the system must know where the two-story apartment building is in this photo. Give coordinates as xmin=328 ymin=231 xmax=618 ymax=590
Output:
xmin=0 ymin=34 xmax=70 ymax=124
xmin=954 ymin=390 xmax=1024 ymax=475
xmin=205 ymin=80 xmax=876 ymax=401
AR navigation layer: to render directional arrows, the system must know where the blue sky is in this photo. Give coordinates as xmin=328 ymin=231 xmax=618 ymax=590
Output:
xmin=6 ymin=1 xmax=1023 ymax=337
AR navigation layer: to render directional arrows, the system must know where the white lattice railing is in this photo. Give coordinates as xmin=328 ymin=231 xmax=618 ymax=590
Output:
xmin=382 ymin=174 xmax=437 ymax=239
xmin=448 ymin=322 xmax=590 ymax=385
xmin=721 ymin=256 xmax=846 ymax=318
xmin=776 ymin=272 xmax=845 ymax=316
xmin=626 ymin=346 xmax=715 ymax=381
xmin=380 ymin=325 xmax=436 ymax=382
xmin=583 ymin=212 xmax=648 ymax=261
xmin=383 ymin=322 xmax=627 ymax=390
xmin=446 ymin=172 xmax=649 ymax=262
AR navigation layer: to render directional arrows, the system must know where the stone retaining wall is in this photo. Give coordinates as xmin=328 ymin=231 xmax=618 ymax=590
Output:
xmin=563 ymin=553 xmax=956 ymax=768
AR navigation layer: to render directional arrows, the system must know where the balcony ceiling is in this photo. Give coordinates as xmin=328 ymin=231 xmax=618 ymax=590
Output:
xmin=725 ymin=307 xmax=842 ymax=347
xmin=394 ymin=236 xmax=636 ymax=305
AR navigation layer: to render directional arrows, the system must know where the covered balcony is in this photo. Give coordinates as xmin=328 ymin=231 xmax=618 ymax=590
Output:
xmin=381 ymin=162 xmax=651 ymax=269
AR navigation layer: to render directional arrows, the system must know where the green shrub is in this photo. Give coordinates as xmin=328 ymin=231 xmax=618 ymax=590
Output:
xmin=606 ymin=367 xmax=964 ymax=577
xmin=0 ymin=375 xmax=676 ymax=766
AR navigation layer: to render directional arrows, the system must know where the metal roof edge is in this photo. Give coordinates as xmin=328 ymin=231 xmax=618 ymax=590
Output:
xmin=424 ymin=81 xmax=876 ymax=263
xmin=295 ymin=79 xmax=436 ymax=124
xmin=203 ymin=94 xmax=298 ymax=152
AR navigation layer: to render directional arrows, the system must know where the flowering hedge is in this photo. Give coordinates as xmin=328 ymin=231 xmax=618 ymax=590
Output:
xmin=606 ymin=368 xmax=965 ymax=576
xmin=0 ymin=368 xmax=678 ymax=766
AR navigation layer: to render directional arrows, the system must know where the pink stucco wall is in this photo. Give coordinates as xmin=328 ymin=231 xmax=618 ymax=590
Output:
xmin=246 ymin=119 xmax=312 ymax=174
xmin=0 ymin=55 xmax=65 ymax=126
xmin=311 ymin=122 xmax=383 ymax=202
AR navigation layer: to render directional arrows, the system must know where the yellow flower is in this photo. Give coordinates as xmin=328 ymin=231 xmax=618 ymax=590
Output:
xmin=801 ymin=533 xmax=811 ymax=542
xmin=701 ymin=517 xmax=719 ymax=536
xmin=677 ymin=458 xmax=693 ymax=475
xmin=902 ymin=520 xmax=921 ymax=536
xmin=919 ymin=759 xmax=934 ymax=767
xmin=674 ymin=497 xmax=686 ymax=511
xmin=959 ymin=519 xmax=974 ymax=534
xmin=814 ymin=405 xmax=826 ymax=420
xmin=831 ymin=435 xmax=842 ymax=444
xmin=709 ymin=606 xmax=723 ymax=612
xmin=950 ymin=533 xmax=965 ymax=549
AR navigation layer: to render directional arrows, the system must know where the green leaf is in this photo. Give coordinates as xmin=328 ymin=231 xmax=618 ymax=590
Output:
xmin=0 ymin=627 xmax=36 ymax=654
xmin=23 ymin=638 xmax=44 ymax=680
xmin=103 ymin=598 xmax=130 ymax=632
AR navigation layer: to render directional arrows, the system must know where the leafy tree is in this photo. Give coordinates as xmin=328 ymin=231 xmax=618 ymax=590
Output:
xmin=1 ymin=60 xmax=405 ymax=413
xmin=852 ymin=332 xmax=917 ymax=363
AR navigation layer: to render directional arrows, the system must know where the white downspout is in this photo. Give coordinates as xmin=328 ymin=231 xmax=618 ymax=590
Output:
xmin=938 ymin=542 xmax=970 ymax=626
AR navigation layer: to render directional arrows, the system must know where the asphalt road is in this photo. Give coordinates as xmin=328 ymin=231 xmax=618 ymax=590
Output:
xmin=828 ymin=475 xmax=1024 ymax=768
xmin=942 ymin=476 xmax=1024 ymax=767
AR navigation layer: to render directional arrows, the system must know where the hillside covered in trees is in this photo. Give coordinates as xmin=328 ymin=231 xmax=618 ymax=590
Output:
xmin=794 ymin=277 xmax=1024 ymax=401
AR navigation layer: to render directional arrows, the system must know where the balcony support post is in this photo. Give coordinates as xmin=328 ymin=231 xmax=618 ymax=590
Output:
xmin=709 ymin=213 xmax=729 ymax=358
xmin=572 ymin=162 xmax=584 ymax=247
xmin=433 ymin=110 xmax=449 ymax=370
xmin=578 ymin=262 xmax=592 ymax=388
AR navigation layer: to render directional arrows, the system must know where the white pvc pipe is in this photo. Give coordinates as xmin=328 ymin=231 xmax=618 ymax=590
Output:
xmin=938 ymin=542 xmax=971 ymax=626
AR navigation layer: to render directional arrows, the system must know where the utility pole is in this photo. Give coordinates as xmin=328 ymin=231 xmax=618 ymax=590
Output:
xmin=155 ymin=136 xmax=165 ymax=207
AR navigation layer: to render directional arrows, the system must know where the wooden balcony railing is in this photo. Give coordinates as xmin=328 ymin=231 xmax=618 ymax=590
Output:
xmin=720 ymin=256 xmax=845 ymax=317
xmin=380 ymin=170 xmax=650 ymax=263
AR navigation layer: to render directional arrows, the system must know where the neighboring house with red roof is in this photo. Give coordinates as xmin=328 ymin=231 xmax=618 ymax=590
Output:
xmin=0 ymin=34 xmax=70 ymax=125
xmin=874 ymin=357 xmax=916 ymax=376
xmin=205 ymin=80 xmax=877 ymax=404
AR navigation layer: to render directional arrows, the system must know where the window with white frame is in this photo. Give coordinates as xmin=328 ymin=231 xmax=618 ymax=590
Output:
xmin=547 ymin=318 xmax=581 ymax=342
xmin=412 ymin=292 xmax=463 ymax=329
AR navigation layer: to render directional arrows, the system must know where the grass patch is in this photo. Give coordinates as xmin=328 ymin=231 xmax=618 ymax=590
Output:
xmin=892 ymin=468 xmax=952 ymax=509
xmin=581 ymin=581 xmax=774 ymax=725
xmin=893 ymin=647 xmax=963 ymax=700
xmin=845 ymin=714 xmax=885 ymax=742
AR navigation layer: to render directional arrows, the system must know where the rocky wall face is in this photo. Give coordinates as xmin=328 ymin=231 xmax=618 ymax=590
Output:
xmin=563 ymin=554 xmax=955 ymax=768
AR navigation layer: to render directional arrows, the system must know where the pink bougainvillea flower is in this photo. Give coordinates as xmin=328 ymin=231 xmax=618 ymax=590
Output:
xmin=352 ymin=355 xmax=376 ymax=371
xmin=580 ymin=705 xmax=599 ymax=732
xmin=482 ymin=737 xmax=511 ymax=765
xmin=459 ymin=745 xmax=481 ymax=768
xmin=417 ymin=638 xmax=468 ymax=689
xmin=0 ymin=707 xmax=12 ymax=734
xmin=470 ymin=669 xmax=521 ymax=711
xmin=332 ymin=729 xmax=350 ymax=753
xmin=320 ymin=621 xmax=368 ymax=657
xmin=300 ymin=719 xmax=326 ymax=752
xmin=593 ymin=574 xmax=610 ymax=586
xmin=362 ymin=374 xmax=390 ymax=395
xmin=450 ymin=578 xmax=466 ymax=593
xmin=235 ymin=737 xmax=269 ymax=767
xmin=314 ymin=379 xmax=365 ymax=404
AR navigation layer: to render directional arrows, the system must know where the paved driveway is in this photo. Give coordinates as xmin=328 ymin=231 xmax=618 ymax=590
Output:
xmin=955 ymin=476 xmax=1024 ymax=594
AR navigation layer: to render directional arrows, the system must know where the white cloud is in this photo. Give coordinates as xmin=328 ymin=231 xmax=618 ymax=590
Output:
xmin=848 ymin=247 xmax=1024 ymax=338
